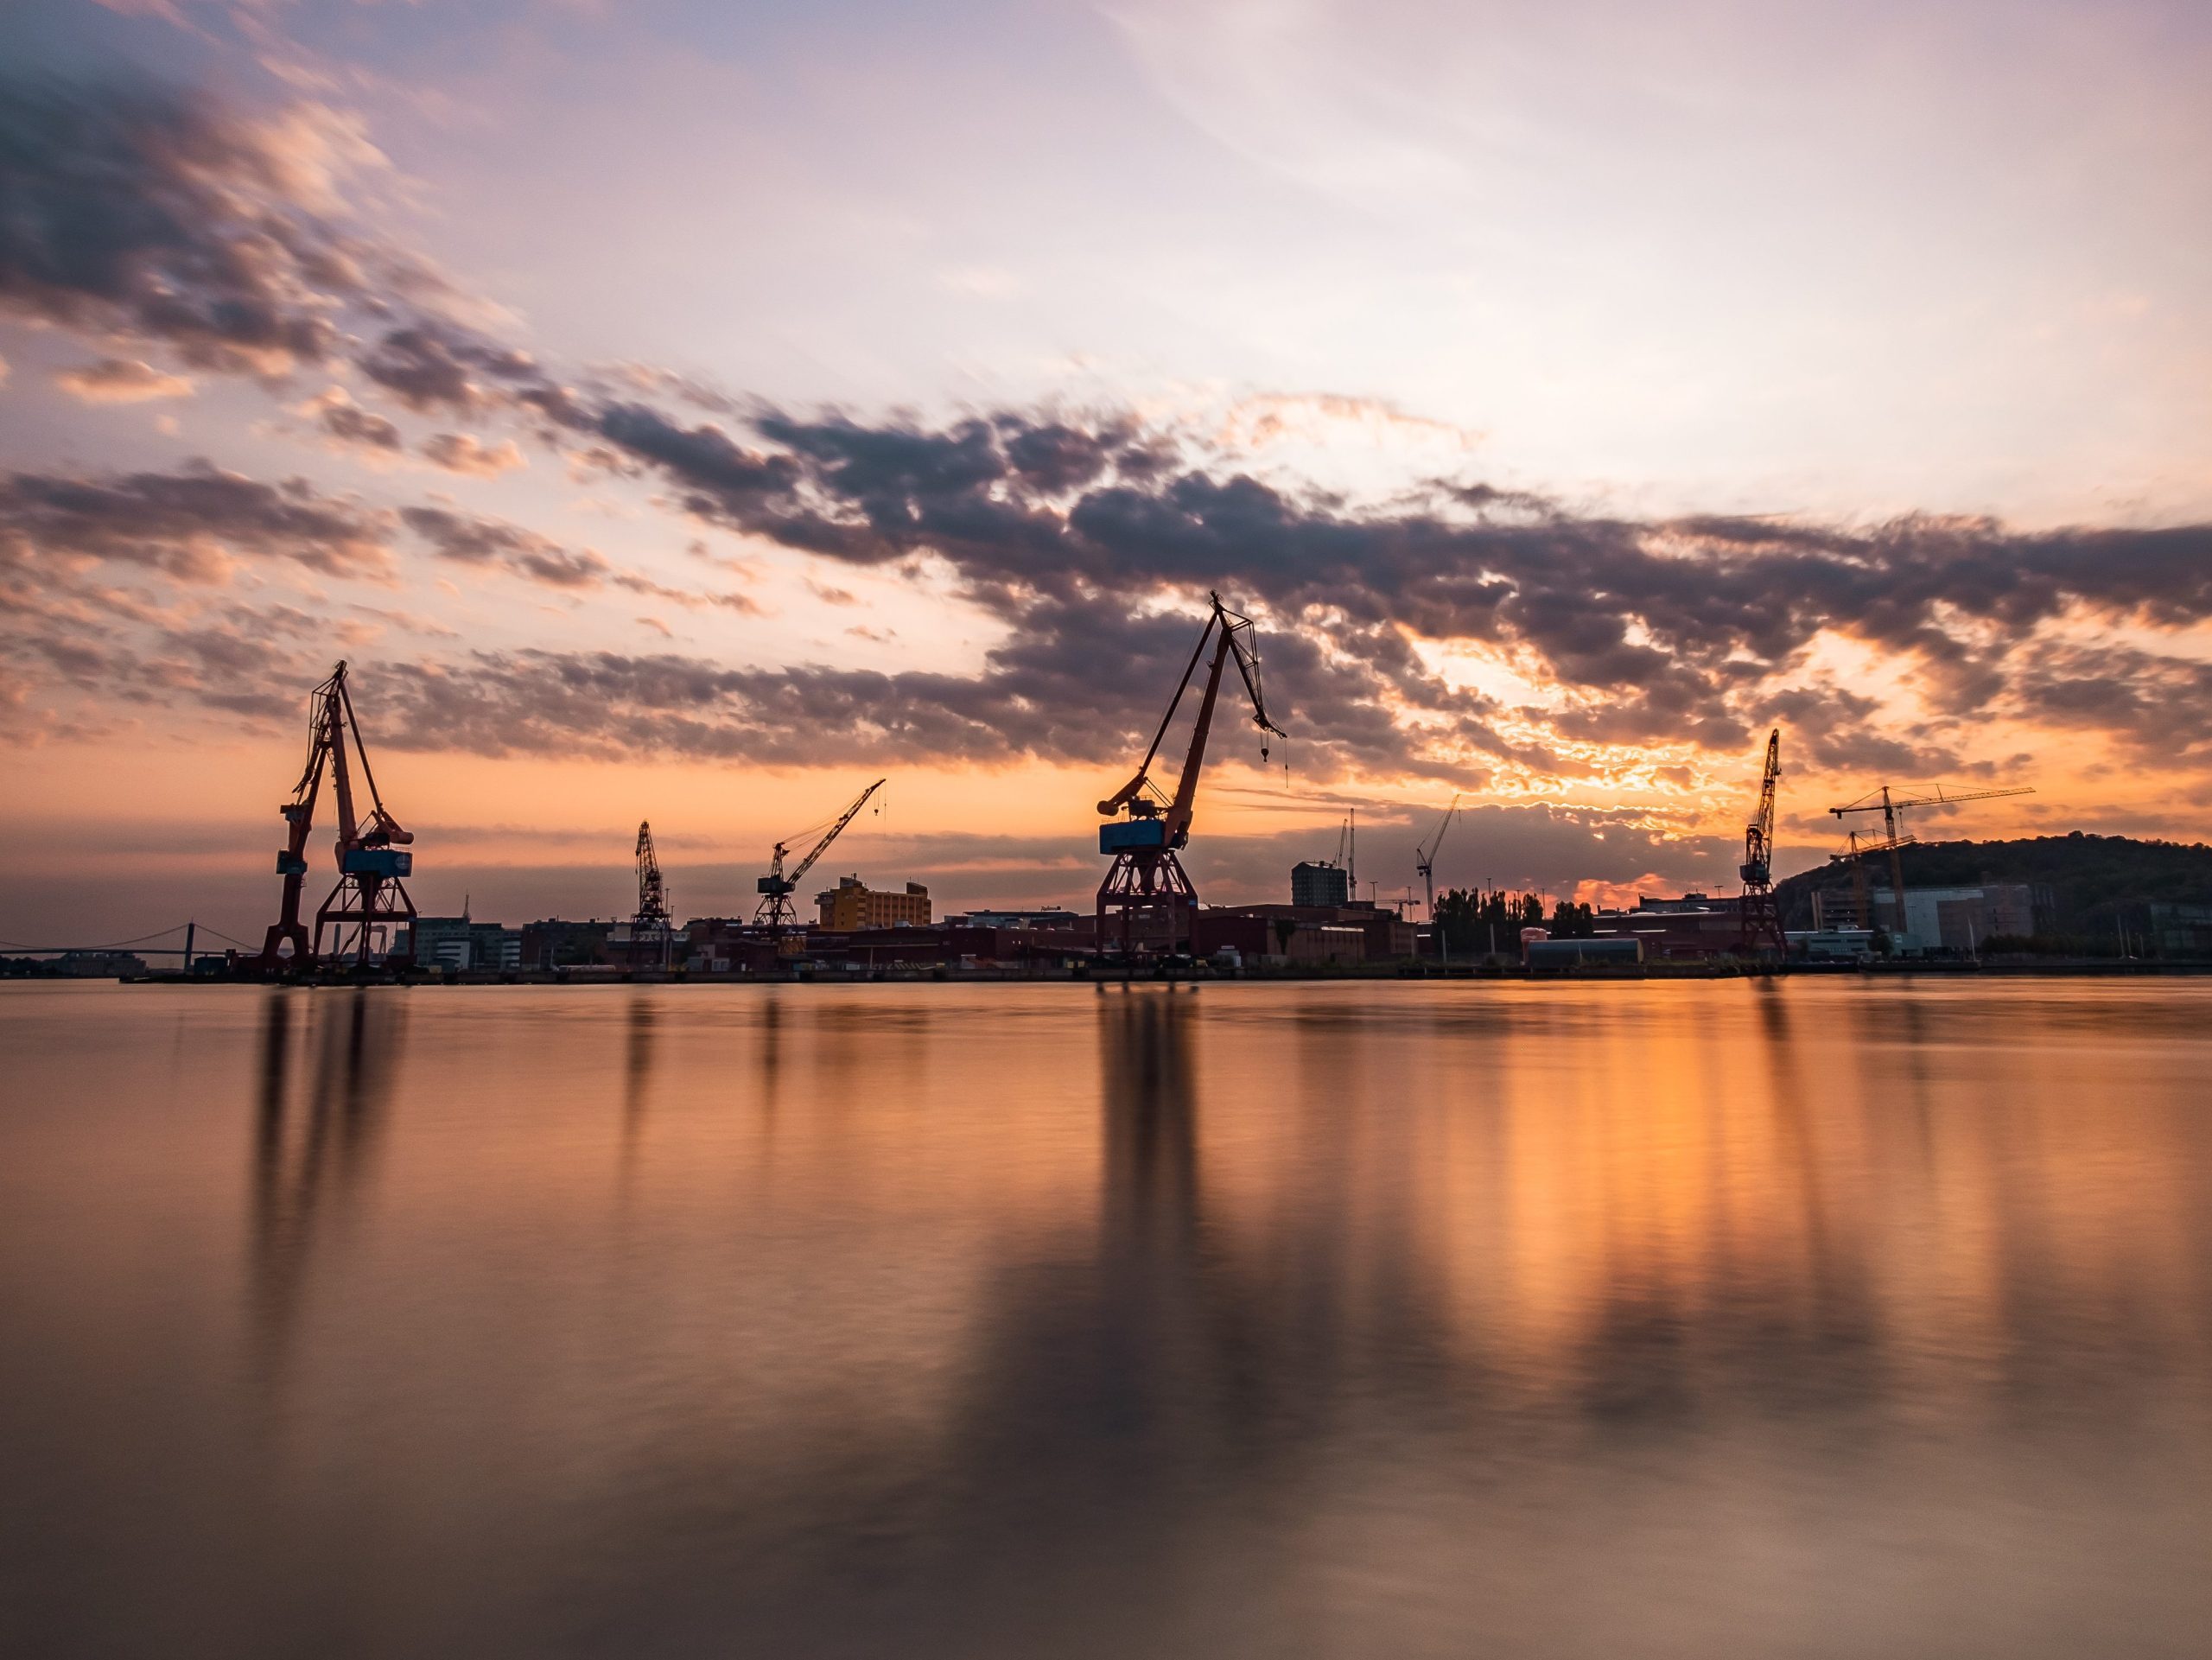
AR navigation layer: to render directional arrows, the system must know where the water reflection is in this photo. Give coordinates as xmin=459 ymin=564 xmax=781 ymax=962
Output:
xmin=5 ymin=982 xmax=2209 ymax=1657
xmin=247 ymin=989 xmax=404 ymax=1383
xmin=620 ymin=991 xmax=656 ymax=1176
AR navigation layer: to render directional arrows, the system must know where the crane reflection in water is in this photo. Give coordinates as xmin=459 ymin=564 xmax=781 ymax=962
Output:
xmin=246 ymin=988 xmax=406 ymax=1390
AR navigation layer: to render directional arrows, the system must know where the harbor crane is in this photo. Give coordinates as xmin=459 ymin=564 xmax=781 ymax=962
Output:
xmin=631 ymin=821 xmax=672 ymax=970
xmin=1738 ymin=729 xmax=1786 ymax=957
xmin=755 ymin=779 xmax=886 ymax=932
xmin=1828 ymin=781 xmax=2035 ymax=940
xmin=1096 ymin=591 xmax=1285 ymax=959
xmin=258 ymin=661 xmax=416 ymax=971
xmin=1417 ymin=793 xmax=1461 ymax=929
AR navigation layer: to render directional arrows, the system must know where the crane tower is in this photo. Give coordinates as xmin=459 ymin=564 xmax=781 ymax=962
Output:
xmin=258 ymin=661 xmax=416 ymax=971
xmin=631 ymin=821 xmax=672 ymax=970
xmin=756 ymin=779 xmax=886 ymax=933
xmin=1096 ymin=591 xmax=1284 ymax=960
xmin=1738 ymin=728 xmax=1786 ymax=957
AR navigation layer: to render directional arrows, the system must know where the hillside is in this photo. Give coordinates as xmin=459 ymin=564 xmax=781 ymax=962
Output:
xmin=1775 ymin=832 xmax=2212 ymax=932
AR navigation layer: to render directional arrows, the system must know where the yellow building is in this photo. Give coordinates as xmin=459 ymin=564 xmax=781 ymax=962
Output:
xmin=816 ymin=875 xmax=931 ymax=931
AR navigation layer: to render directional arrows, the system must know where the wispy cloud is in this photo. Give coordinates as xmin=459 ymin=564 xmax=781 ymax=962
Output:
xmin=53 ymin=357 xmax=194 ymax=404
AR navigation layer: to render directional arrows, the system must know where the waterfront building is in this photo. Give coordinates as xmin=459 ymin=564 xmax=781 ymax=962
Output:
xmin=1291 ymin=861 xmax=1352 ymax=908
xmin=1527 ymin=936 xmax=1643 ymax=970
xmin=1591 ymin=904 xmax=1743 ymax=960
xmin=944 ymin=906 xmax=1084 ymax=930
xmin=816 ymin=876 xmax=932 ymax=931
xmin=1864 ymin=883 xmax=2050 ymax=953
xmin=405 ymin=916 xmax=524 ymax=970
xmin=518 ymin=919 xmax=617 ymax=970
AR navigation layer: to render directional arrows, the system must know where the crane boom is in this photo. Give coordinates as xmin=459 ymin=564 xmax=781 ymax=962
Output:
xmin=1096 ymin=592 xmax=1281 ymax=828
xmin=1417 ymin=793 xmax=1461 ymax=931
xmin=1743 ymin=728 xmax=1780 ymax=884
xmin=1096 ymin=591 xmax=1285 ymax=960
xmin=755 ymin=779 xmax=886 ymax=932
xmin=1097 ymin=613 xmax=1217 ymax=818
xmin=789 ymin=779 xmax=885 ymax=887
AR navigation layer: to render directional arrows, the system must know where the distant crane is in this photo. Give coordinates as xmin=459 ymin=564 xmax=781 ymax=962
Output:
xmin=1829 ymin=782 xmax=2035 ymax=940
xmin=756 ymin=779 xmax=886 ymax=933
xmin=1096 ymin=591 xmax=1284 ymax=959
xmin=632 ymin=821 xmax=672 ymax=970
xmin=258 ymin=661 xmax=416 ymax=971
xmin=1416 ymin=793 xmax=1461 ymax=935
xmin=1831 ymin=827 xmax=1908 ymax=933
xmin=1738 ymin=729 xmax=1786 ymax=957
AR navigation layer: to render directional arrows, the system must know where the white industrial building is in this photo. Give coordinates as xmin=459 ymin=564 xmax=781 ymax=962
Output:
xmin=1821 ymin=883 xmax=2048 ymax=954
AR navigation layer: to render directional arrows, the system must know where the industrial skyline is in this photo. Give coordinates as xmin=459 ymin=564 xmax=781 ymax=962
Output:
xmin=6 ymin=0 xmax=2211 ymax=945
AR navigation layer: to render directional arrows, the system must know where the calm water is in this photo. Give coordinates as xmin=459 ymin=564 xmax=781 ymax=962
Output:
xmin=2 ymin=979 xmax=2209 ymax=1657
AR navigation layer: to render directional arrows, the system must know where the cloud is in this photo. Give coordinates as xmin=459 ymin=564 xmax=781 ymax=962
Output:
xmin=358 ymin=321 xmax=550 ymax=416
xmin=377 ymin=648 xmax=1077 ymax=765
xmin=357 ymin=587 xmax=1404 ymax=778
xmin=302 ymin=388 xmax=404 ymax=454
xmin=9 ymin=74 xmax=2210 ymax=809
xmin=53 ymin=357 xmax=194 ymax=403
xmin=421 ymin=432 xmax=525 ymax=477
xmin=0 ymin=77 xmax=415 ymax=376
xmin=400 ymin=506 xmax=607 ymax=588
xmin=608 ymin=572 xmax=764 ymax=615
xmin=575 ymin=400 xmax=2212 ymax=773
xmin=0 ymin=461 xmax=391 ymax=582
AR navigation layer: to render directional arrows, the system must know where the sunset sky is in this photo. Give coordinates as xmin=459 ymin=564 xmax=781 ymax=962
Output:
xmin=4 ymin=0 xmax=2209 ymax=944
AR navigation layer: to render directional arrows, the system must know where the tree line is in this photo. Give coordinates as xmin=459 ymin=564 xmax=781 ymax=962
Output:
xmin=1432 ymin=887 xmax=1596 ymax=955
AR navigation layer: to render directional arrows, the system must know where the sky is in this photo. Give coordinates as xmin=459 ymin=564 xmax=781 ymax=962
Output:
xmin=3 ymin=0 xmax=2209 ymax=944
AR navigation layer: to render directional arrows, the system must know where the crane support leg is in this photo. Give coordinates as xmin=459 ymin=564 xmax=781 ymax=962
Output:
xmin=1097 ymin=849 xmax=1198 ymax=964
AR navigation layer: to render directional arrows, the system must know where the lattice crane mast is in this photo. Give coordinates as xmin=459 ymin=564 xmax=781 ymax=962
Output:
xmin=1738 ymin=728 xmax=1786 ymax=956
xmin=1096 ymin=591 xmax=1284 ymax=959
xmin=755 ymin=779 xmax=886 ymax=932
xmin=632 ymin=821 xmax=672 ymax=969
xmin=257 ymin=661 xmax=416 ymax=971
xmin=1828 ymin=782 xmax=2035 ymax=940
xmin=1417 ymin=794 xmax=1461 ymax=928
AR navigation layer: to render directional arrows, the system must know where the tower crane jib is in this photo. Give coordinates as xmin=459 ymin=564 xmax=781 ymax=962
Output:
xmin=1828 ymin=780 xmax=2036 ymax=942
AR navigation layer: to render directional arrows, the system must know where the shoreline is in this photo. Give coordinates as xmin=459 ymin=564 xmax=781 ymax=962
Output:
xmin=84 ymin=957 xmax=2212 ymax=988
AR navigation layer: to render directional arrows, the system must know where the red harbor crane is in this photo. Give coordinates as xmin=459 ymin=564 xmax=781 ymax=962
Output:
xmin=755 ymin=779 xmax=885 ymax=933
xmin=1828 ymin=781 xmax=2034 ymax=940
xmin=258 ymin=661 xmax=416 ymax=971
xmin=1738 ymin=728 xmax=1786 ymax=957
xmin=1096 ymin=591 xmax=1284 ymax=960
xmin=631 ymin=821 xmax=672 ymax=970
